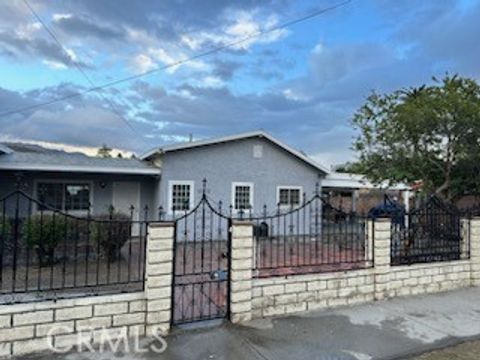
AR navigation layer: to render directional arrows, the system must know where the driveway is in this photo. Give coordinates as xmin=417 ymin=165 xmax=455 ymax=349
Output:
xmin=16 ymin=287 xmax=480 ymax=360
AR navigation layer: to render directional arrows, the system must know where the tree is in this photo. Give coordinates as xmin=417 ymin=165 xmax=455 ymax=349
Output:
xmin=97 ymin=144 xmax=112 ymax=158
xmin=352 ymin=75 xmax=480 ymax=201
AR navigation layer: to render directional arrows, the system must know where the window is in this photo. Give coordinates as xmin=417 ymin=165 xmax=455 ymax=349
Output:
xmin=169 ymin=181 xmax=194 ymax=212
xmin=277 ymin=186 xmax=302 ymax=207
xmin=232 ymin=182 xmax=253 ymax=212
xmin=37 ymin=182 xmax=91 ymax=211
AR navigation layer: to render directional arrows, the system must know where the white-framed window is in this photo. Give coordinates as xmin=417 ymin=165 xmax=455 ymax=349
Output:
xmin=168 ymin=181 xmax=194 ymax=213
xmin=277 ymin=186 xmax=302 ymax=208
xmin=35 ymin=181 xmax=92 ymax=212
xmin=232 ymin=182 xmax=254 ymax=212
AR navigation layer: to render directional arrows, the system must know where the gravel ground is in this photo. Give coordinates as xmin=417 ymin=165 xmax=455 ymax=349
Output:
xmin=412 ymin=340 xmax=480 ymax=360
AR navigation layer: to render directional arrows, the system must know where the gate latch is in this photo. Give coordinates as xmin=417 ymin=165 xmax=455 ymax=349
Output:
xmin=210 ymin=269 xmax=227 ymax=281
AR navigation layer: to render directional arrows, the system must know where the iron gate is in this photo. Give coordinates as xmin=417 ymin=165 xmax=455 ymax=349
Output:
xmin=171 ymin=187 xmax=231 ymax=325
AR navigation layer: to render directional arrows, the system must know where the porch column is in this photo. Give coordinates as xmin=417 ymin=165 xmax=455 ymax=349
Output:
xmin=145 ymin=222 xmax=175 ymax=336
xmin=230 ymin=221 xmax=254 ymax=323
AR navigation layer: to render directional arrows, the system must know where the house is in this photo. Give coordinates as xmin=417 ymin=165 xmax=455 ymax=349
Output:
xmin=140 ymin=131 xmax=330 ymax=216
xmin=0 ymin=143 xmax=160 ymax=220
xmin=0 ymin=131 xmax=409 ymax=218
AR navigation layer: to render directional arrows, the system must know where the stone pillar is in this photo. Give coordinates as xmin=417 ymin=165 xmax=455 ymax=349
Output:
xmin=470 ymin=218 xmax=480 ymax=287
xmin=373 ymin=218 xmax=392 ymax=300
xmin=460 ymin=218 xmax=471 ymax=260
xmin=230 ymin=221 xmax=254 ymax=323
xmin=145 ymin=222 xmax=175 ymax=336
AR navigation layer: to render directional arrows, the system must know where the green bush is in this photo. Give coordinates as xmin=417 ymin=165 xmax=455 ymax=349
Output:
xmin=90 ymin=212 xmax=131 ymax=262
xmin=0 ymin=220 xmax=12 ymax=249
xmin=23 ymin=214 xmax=69 ymax=266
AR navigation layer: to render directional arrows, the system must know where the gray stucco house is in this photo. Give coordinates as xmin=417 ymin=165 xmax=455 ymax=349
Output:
xmin=0 ymin=131 xmax=408 ymax=218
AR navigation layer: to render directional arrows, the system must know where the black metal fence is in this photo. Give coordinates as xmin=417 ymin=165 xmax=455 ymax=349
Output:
xmin=248 ymin=193 xmax=372 ymax=278
xmin=0 ymin=190 xmax=148 ymax=304
xmin=391 ymin=196 xmax=469 ymax=265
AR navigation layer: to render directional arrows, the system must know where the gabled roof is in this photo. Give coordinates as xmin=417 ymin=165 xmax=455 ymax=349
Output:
xmin=0 ymin=142 xmax=160 ymax=175
xmin=141 ymin=130 xmax=330 ymax=174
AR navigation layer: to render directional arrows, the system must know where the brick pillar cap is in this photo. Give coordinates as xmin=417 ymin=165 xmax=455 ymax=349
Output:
xmin=232 ymin=220 xmax=254 ymax=226
xmin=149 ymin=222 xmax=175 ymax=228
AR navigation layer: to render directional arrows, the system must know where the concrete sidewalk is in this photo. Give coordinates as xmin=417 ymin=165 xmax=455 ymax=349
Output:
xmin=18 ymin=287 xmax=480 ymax=360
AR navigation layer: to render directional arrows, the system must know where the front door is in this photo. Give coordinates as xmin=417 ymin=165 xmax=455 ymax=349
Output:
xmin=113 ymin=182 xmax=141 ymax=235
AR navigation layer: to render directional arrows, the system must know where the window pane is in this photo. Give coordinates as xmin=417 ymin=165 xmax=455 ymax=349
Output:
xmin=37 ymin=183 xmax=63 ymax=210
xmin=279 ymin=188 xmax=301 ymax=206
xmin=290 ymin=189 xmax=300 ymax=205
xmin=279 ymin=189 xmax=289 ymax=205
xmin=66 ymin=184 xmax=90 ymax=211
xmin=234 ymin=185 xmax=251 ymax=210
xmin=172 ymin=184 xmax=191 ymax=211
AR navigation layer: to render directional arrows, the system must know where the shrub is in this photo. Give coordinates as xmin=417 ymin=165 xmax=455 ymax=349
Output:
xmin=23 ymin=214 xmax=69 ymax=266
xmin=90 ymin=212 xmax=131 ymax=262
xmin=0 ymin=220 xmax=12 ymax=250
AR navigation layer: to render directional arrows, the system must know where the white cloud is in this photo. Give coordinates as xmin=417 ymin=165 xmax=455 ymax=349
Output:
xmin=131 ymin=53 xmax=156 ymax=73
xmin=52 ymin=13 xmax=73 ymax=22
xmin=202 ymin=76 xmax=224 ymax=88
xmin=42 ymin=60 xmax=67 ymax=70
xmin=180 ymin=11 xmax=288 ymax=52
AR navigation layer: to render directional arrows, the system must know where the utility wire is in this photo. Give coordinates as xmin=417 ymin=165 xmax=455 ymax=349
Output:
xmin=2 ymin=0 xmax=352 ymax=118
xmin=22 ymin=0 xmax=143 ymax=138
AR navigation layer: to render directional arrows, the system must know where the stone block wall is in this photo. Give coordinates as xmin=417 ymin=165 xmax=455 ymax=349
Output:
xmin=249 ymin=217 xmax=480 ymax=320
xmin=252 ymin=269 xmax=375 ymax=318
xmin=0 ymin=292 xmax=146 ymax=357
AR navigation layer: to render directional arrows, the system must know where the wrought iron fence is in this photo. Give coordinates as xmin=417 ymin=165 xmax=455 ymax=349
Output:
xmin=390 ymin=196 xmax=469 ymax=265
xmin=0 ymin=190 xmax=148 ymax=304
xmin=171 ymin=186 xmax=231 ymax=325
xmin=248 ymin=193 xmax=372 ymax=278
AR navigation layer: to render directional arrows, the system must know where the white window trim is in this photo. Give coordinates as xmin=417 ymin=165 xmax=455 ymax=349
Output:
xmin=168 ymin=180 xmax=195 ymax=214
xmin=276 ymin=185 xmax=303 ymax=209
xmin=231 ymin=182 xmax=254 ymax=214
xmin=33 ymin=179 xmax=94 ymax=215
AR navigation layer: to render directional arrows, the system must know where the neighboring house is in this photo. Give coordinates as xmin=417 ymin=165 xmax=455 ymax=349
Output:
xmin=0 ymin=131 xmax=410 ymax=219
xmin=322 ymin=172 xmax=411 ymax=214
xmin=0 ymin=143 xmax=160 ymax=220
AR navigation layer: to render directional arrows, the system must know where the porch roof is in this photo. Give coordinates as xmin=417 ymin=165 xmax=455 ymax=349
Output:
xmin=0 ymin=143 xmax=160 ymax=175
xmin=323 ymin=172 xmax=410 ymax=190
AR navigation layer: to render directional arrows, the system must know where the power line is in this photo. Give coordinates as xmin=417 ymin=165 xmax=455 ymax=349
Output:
xmin=2 ymin=0 xmax=352 ymax=119
xmin=22 ymin=0 xmax=143 ymax=138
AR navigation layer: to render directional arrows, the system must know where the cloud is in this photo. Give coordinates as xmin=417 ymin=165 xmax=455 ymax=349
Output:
xmin=52 ymin=13 xmax=124 ymax=41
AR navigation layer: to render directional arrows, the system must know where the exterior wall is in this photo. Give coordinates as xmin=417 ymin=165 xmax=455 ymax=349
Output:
xmin=0 ymin=170 xmax=158 ymax=219
xmin=158 ymin=137 xmax=324 ymax=214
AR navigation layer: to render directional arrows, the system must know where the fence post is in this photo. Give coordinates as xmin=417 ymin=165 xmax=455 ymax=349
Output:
xmin=230 ymin=220 xmax=254 ymax=323
xmin=460 ymin=218 xmax=471 ymax=260
xmin=145 ymin=222 xmax=175 ymax=336
xmin=373 ymin=218 xmax=392 ymax=300
xmin=366 ymin=219 xmax=374 ymax=262
xmin=470 ymin=218 xmax=480 ymax=287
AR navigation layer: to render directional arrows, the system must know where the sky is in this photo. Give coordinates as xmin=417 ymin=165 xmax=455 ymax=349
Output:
xmin=0 ymin=0 xmax=479 ymax=167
